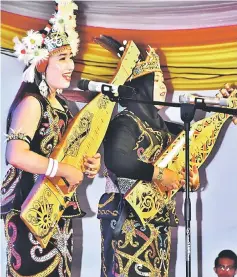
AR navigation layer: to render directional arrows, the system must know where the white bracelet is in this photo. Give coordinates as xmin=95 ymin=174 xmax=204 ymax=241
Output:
xmin=45 ymin=158 xmax=54 ymax=176
xmin=49 ymin=159 xmax=58 ymax=178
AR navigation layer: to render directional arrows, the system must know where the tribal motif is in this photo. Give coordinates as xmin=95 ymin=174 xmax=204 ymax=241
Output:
xmin=114 ymin=222 xmax=171 ymax=277
xmin=24 ymin=187 xmax=57 ymax=238
xmin=5 ymin=212 xmax=73 ymax=277
xmin=100 ymin=216 xmax=171 ymax=277
xmin=119 ymin=111 xmax=165 ymax=164
xmin=64 ymin=111 xmax=93 ymax=157
xmin=1 ymin=167 xmax=22 ymax=215
xmin=40 ymin=105 xmax=67 ymax=155
xmin=97 ymin=95 xmax=111 ymax=109
xmin=131 ymin=47 xmax=162 ymax=80
xmin=124 ymin=181 xmax=176 ymax=226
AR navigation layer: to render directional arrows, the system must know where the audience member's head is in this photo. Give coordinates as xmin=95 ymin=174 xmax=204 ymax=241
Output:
xmin=214 ymin=250 xmax=237 ymax=277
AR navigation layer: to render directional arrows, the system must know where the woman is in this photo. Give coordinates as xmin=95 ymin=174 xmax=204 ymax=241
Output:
xmin=98 ymin=48 xmax=199 ymax=277
xmin=1 ymin=1 xmax=100 ymax=276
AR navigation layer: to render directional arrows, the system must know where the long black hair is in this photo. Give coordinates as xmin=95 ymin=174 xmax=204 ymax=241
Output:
xmin=6 ymin=68 xmax=44 ymax=134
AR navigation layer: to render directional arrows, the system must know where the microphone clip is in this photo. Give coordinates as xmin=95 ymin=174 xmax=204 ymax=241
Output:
xmin=101 ymin=84 xmax=137 ymax=103
xmin=101 ymin=84 xmax=120 ymax=102
xmin=179 ymin=94 xmax=228 ymax=107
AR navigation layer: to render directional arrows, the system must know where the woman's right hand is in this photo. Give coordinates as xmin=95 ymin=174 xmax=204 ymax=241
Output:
xmin=152 ymin=167 xmax=180 ymax=192
xmin=216 ymin=83 xmax=237 ymax=125
xmin=60 ymin=163 xmax=84 ymax=193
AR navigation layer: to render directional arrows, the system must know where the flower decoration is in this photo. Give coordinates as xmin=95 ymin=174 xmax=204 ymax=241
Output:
xmin=22 ymin=30 xmax=43 ymax=49
xmin=13 ymin=0 xmax=80 ymax=83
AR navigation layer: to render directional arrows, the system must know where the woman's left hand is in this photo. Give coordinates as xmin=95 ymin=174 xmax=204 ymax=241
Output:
xmin=83 ymin=153 xmax=101 ymax=179
xmin=216 ymin=83 xmax=237 ymax=125
xmin=180 ymin=165 xmax=200 ymax=191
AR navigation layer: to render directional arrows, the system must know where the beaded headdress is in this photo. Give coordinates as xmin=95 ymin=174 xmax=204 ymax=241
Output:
xmin=13 ymin=0 xmax=79 ymax=83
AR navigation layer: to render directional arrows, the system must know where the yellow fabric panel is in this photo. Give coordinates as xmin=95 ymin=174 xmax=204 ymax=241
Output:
xmin=77 ymin=43 xmax=237 ymax=89
xmin=2 ymin=24 xmax=237 ymax=90
xmin=1 ymin=24 xmax=26 ymax=48
xmin=80 ymin=73 xmax=237 ymax=90
xmin=80 ymin=42 xmax=237 ymax=67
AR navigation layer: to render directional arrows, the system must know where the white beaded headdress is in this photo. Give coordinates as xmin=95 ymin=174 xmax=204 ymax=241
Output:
xmin=13 ymin=0 xmax=79 ymax=83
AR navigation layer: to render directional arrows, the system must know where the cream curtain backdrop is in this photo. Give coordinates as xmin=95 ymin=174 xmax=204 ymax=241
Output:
xmin=1 ymin=53 xmax=237 ymax=277
xmin=2 ymin=1 xmax=237 ymax=29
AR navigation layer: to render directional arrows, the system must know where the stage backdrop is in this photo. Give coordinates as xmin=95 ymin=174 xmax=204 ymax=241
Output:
xmin=1 ymin=1 xmax=237 ymax=276
xmin=1 ymin=53 xmax=237 ymax=277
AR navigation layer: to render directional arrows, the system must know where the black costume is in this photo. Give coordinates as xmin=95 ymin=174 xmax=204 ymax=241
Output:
xmin=1 ymin=95 xmax=83 ymax=277
xmin=98 ymin=73 xmax=183 ymax=277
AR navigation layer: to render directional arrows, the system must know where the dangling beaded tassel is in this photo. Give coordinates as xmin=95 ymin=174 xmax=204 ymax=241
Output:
xmin=56 ymin=89 xmax=63 ymax=94
xmin=39 ymin=74 xmax=49 ymax=97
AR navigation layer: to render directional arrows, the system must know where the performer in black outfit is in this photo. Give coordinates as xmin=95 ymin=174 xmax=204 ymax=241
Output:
xmin=98 ymin=45 xmax=200 ymax=277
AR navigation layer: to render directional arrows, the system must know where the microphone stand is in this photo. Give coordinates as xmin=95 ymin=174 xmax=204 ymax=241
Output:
xmin=181 ymin=102 xmax=195 ymax=277
xmin=102 ymin=87 xmax=236 ymax=277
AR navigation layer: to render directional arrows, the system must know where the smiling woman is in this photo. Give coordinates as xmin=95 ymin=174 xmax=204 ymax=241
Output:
xmin=47 ymin=48 xmax=74 ymax=90
xmin=0 ymin=1 xmax=101 ymax=277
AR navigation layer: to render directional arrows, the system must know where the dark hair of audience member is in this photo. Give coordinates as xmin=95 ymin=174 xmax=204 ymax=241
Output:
xmin=214 ymin=250 xmax=237 ymax=268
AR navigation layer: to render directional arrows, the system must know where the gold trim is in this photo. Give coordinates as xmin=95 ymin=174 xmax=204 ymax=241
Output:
xmin=121 ymin=111 xmax=164 ymax=163
xmin=5 ymin=211 xmax=61 ymax=277
xmin=129 ymin=47 xmax=162 ymax=80
xmin=98 ymin=193 xmax=115 ymax=209
xmin=100 ymin=219 xmax=108 ymax=277
xmin=49 ymin=45 xmax=72 ymax=56
xmin=98 ymin=210 xmax=118 ymax=217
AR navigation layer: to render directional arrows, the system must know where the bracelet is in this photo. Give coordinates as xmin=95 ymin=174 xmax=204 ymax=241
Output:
xmin=5 ymin=131 xmax=32 ymax=145
xmin=157 ymin=167 xmax=164 ymax=181
xmin=49 ymin=159 xmax=59 ymax=178
xmin=45 ymin=158 xmax=54 ymax=176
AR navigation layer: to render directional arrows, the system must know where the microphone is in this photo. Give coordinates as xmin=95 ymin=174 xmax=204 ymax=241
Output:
xmin=77 ymin=79 xmax=137 ymax=102
xmin=179 ymin=94 xmax=228 ymax=107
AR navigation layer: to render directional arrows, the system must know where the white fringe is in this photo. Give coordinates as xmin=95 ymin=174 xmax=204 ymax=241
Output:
xmin=22 ymin=63 xmax=36 ymax=83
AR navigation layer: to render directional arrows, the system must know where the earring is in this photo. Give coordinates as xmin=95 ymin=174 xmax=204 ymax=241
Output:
xmin=39 ymin=74 xmax=48 ymax=98
xmin=56 ymin=89 xmax=63 ymax=94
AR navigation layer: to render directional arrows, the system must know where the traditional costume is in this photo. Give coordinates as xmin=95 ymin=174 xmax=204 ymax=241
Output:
xmin=98 ymin=45 xmax=183 ymax=277
xmin=1 ymin=1 xmax=83 ymax=276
